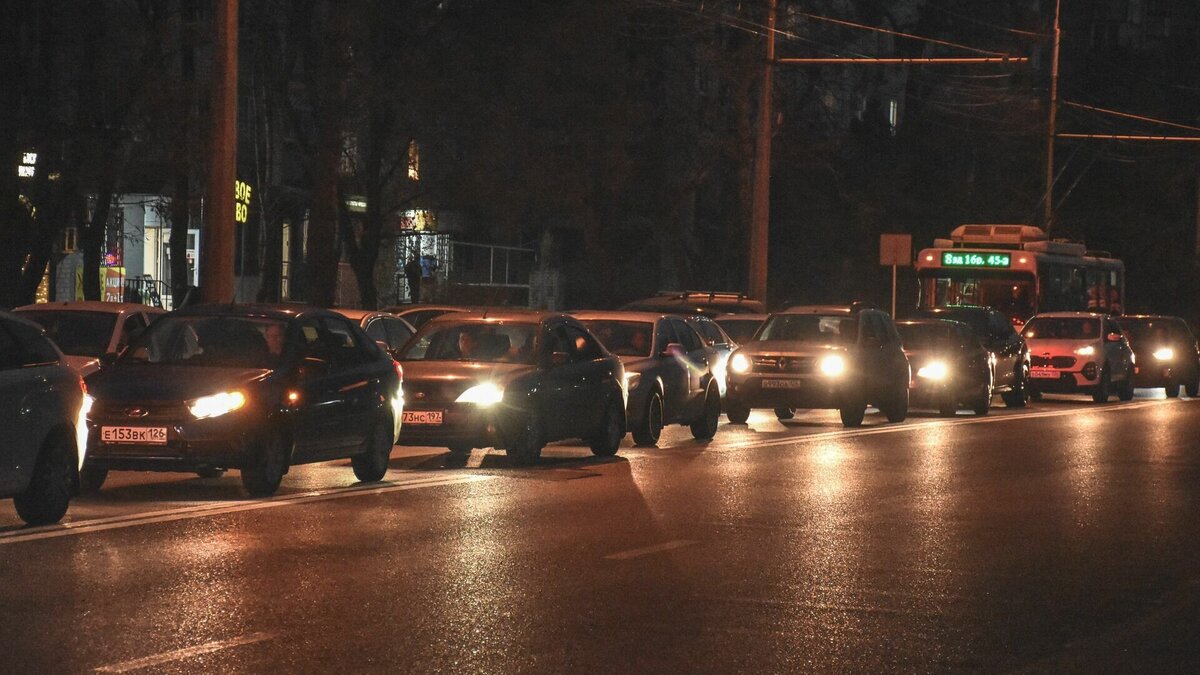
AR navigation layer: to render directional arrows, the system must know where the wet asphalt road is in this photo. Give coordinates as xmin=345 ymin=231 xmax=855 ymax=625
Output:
xmin=3 ymin=392 xmax=1200 ymax=673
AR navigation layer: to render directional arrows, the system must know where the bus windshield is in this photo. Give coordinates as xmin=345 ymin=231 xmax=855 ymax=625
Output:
xmin=919 ymin=272 xmax=1035 ymax=320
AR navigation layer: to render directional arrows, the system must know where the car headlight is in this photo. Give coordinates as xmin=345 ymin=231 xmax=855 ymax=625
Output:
xmin=729 ymin=353 xmax=751 ymax=374
xmin=623 ymin=371 xmax=641 ymax=390
xmin=456 ymin=382 xmax=505 ymax=406
xmin=819 ymin=354 xmax=845 ymax=377
xmin=1154 ymin=347 xmax=1174 ymax=361
xmin=189 ymin=391 xmax=246 ymax=419
xmin=1074 ymin=345 xmax=1095 ymax=356
xmin=916 ymin=361 xmax=949 ymax=380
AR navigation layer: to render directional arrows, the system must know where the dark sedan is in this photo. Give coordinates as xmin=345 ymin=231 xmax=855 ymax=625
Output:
xmin=913 ymin=305 xmax=1030 ymax=407
xmin=897 ymin=319 xmax=994 ymax=416
xmin=83 ymin=304 xmax=403 ymax=496
xmin=396 ymin=311 xmax=626 ymax=465
xmin=1116 ymin=315 xmax=1200 ymax=397
xmin=574 ymin=312 xmax=721 ymax=446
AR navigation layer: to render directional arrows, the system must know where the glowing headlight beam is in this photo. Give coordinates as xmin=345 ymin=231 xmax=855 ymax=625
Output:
xmin=456 ymin=382 xmax=505 ymax=406
xmin=916 ymin=361 xmax=949 ymax=380
xmin=1074 ymin=345 xmax=1096 ymax=356
xmin=819 ymin=354 xmax=845 ymax=377
xmin=1153 ymin=347 xmax=1174 ymax=361
xmin=189 ymin=391 xmax=247 ymax=419
xmin=729 ymin=353 xmax=751 ymax=374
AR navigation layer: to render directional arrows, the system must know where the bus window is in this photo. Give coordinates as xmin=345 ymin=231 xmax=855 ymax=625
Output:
xmin=1086 ymin=268 xmax=1108 ymax=311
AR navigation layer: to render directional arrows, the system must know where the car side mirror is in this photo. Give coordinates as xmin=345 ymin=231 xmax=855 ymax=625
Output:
xmin=99 ymin=352 xmax=119 ymax=368
xmin=661 ymin=343 xmax=686 ymax=359
xmin=1105 ymin=332 xmax=1123 ymax=343
xmin=549 ymin=351 xmax=570 ymax=367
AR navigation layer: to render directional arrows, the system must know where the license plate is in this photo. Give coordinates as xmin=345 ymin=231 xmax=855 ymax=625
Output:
xmin=402 ymin=410 xmax=444 ymax=425
xmin=101 ymin=426 xmax=168 ymax=444
xmin=1030 ymin=368 xmax=1059 ymax=379
xmin=761 ymin=379 xmax=803 ymax=389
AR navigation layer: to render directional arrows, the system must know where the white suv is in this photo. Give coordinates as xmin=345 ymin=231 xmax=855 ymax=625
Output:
xmin=1022 ymin=312 xmax=1135 ymax=402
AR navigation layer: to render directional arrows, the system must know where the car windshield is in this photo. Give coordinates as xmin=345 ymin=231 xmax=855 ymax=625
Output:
xmin=17 ymin=310 xmax=118 ymax=357
xmin=401 ymin=322 xmax=537 ymax=363
xmin=1023 ymin=318 xmax=1100 ymax=340
xmin=1119 ymin=319 xmax=1186 ymax=345
xmin=716 ymin=318 xmax=763 ymax=343
xmin=756 ymin=314 xmax=856 ymax=344
xmin=921 ymin=310 xmax=988 ymax=336
xmin=897 ymin=323 xmax=959 ymax=350
xmin=122 ymin=315 xmax=289 ymax=368
xmin=578 ymin=320 xmax=654 ymax=357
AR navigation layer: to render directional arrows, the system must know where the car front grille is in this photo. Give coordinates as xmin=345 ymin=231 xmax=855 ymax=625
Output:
xmin=92 ymin=400 xmax=189 ymax=422
xmin=1031 ymin=355 xmax=1076 ymax=368
xmin=751 ymin=356 xmax=814 ymax=374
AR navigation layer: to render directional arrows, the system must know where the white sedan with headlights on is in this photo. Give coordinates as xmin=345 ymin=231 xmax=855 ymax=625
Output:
xmin=1022 ymin=312 xmax=1135 ymax=403
xmin=723 ymin=305 xmax=911 ymax=428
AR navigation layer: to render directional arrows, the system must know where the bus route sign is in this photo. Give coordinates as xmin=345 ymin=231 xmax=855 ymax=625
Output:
xmin=941 ymin=251 xmax=1011 ymax=268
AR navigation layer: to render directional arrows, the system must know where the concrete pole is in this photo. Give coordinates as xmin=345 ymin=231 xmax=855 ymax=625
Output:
xmin=748 ymin=0 xmax=777 ymax=303
xmin=1042 ymin=0 xmax=1062 ymax=233
xmin=200 ymin=0 xmax=238 ymax=303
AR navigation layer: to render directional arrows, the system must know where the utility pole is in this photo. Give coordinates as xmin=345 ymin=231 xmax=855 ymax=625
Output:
xmin=200 ymin=0 xmax=238 ymax=304
xmin=1042 ymin=0 xmax=1062 ymax=233
xmin=748 ymin=0 xmax=776 ymax=304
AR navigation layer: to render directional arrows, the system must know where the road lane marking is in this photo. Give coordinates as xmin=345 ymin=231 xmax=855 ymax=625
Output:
xmin=95 ymin=631 xmax=274 ymax=673
xmin=0 ymin=474 xmax=495 ymax=546
xmin=725 ymin=399 xmax=1166 ymax=451
xmin=605 ymin=539 xmax=698 ymax=560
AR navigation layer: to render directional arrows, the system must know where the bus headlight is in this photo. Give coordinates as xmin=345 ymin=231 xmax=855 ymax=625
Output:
xmin=819 ymin=354 xmax=845 ymax=377
xmin=916 ymin=361 xmax=949 ymax=381
xmin=729 ymin=353 xmax=751 ymax=374
xmin=1153 ymin=347 xmax=1174 ymax=361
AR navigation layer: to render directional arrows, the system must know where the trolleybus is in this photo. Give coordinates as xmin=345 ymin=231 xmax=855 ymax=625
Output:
xmin=915 ymin=224 xmax=1124 ymax=326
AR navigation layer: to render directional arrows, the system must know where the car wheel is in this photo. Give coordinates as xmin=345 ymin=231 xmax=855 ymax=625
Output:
xmin=447 ymin=445 xmax=473 ymax=455
xmin=774 ymin=407 xmax=796 ymax=420
xmin=195 ymin=468 xmax=226 ymax=479
xmin=241 ymin=430 xmax=290 ymax=497
xmin=77 ymin=464 xmax=109 ymax=494
xmin=839 ymin=389 xmax=867 ymax=428
xmin=725 ymin=400 xmax=751 ymax=425
xmin=351 ymin=413 xmax=394 ymax=482
xmin=881 ymin=384 xmax=908 ymax=423
xmin=589 ymin=399 xmax=625 ymax=457
xmin=1117 ymin=368 xmax=1135 ymax=402
xmin=1003 ymin=366 xmax=1030 ymax=408
xmin=1165 ymin=381 xmax=1181 ymax=398
xmin=938 ymin=398 xmax=958 ymax=417
xmin=1091 ymin=368 xmax=1111 ymax=403
xmin=1187 ymin=375 xmax=1200 ymax=398
xmin=972 ymin=392 xmax=991 ymax=416
xmin=507 ymin=408 xmax=545 ymax=466
xmin=13 ymin=431 xmax=74 ymax=526
xmin=1028 ymin=387 xmax=1043 ymax=402
xmin=632 ymin=392 xmax=664 ymax=446
xmin=690 ymin=383 xmax=721 ymax=440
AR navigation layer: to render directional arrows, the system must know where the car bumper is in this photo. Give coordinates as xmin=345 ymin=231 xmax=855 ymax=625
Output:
xmin=85 ymin=411 xmax=264 ymax=471
xmin=1133 ymin=364 xmax=1174 ymax=388
xmin=397 ymin=402 xmax=510 ymax=448
xmin=909 ymin=378 xmax=986 ymax=407
xmin=727 ymin=375 xmax=843 ymax=409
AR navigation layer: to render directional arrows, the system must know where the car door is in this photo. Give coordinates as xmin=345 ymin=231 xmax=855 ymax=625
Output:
xmin=289 ymin=319 xmax=344 ymax=459
xmin=537 ymin=322 xmax=585 ymax=441
xmin=0 ymin=319 xmax=62 ymax=493
xmin=859 ymin=312 xmax=889 ymax=400
xmin=1103 ymin=318 xmax=1133 ymax=379
xmin=384 ymin=318 xmax=415 ymax=354
xmin=986 ymin=310 xmax=1020 ymax=388
xmin=655 ymin=320 xmax=690 ymax=422
xmin=319 ymin=317 xmax=380 ymax=452
xmin=670 ymin=319 xmax=709 ymax=419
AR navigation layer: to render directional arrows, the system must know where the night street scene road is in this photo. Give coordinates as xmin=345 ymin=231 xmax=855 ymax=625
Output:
xmin=7 ymin=1 xmax=1200 ymax=672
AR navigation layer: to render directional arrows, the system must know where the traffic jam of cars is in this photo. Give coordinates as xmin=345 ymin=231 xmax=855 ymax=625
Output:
xmin=3 ymin=285 xmax=1199 ymax=527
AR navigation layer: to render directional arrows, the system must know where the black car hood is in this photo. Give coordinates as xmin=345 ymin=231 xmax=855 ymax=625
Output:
xmin=88 ymin=365 xmax=274 ymax=402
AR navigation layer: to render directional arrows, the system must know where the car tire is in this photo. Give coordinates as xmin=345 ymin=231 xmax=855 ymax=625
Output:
xmin=774 ymin=407 xmax=795 ymax=420
xmin=881 ymin=384 xmax=908 ymax=423
xmin=972 ymin=392 xmax=991 ymax=416
xmin=447 ymin=445 xmax=473 ymax=455
xmin=13 ymin=432 xmax=74 ymax=526
xmin=1028 ymin=387 xmax=1043 ymax=402
xmin=507 ymin=408 xmax=545 ymax=466
xmin=725 ymin=400 xmax=751 ymax=425
xmin=195 ymin=468 xmax=226 ymax=479
xmin=938 ymin=398 xmax=958 ymax=417
xmin=241 ymin=430 xmax=289 ymax=497
xmin=839 ymin=388 xmax=867 ymax=428
xmin=632 ymin=392 xmax=664 ymax=446
xmin=1165 ymin=382 xmax=1181 ymax=398
xmin=78 ymin=464 xmax=108 ymax=494
xmin=351 ymin=413 xmax=394 ymax=483
xmin=1187 ymin=375 xmax=1200 ymax=398
xmin=1117 ymin=369 xmax=1135 ymax=402
xmin=589 ymin=399 xmax=625 ymax=457
xmin=1003 ymin=366 xmax=1030 ymax=408
xmin=1091 ymin=368 xmax=1111 ymax=403
xmin=690 ymin=384 xmax=721 ymax=440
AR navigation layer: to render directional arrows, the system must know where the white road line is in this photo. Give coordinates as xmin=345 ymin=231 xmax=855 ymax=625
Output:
xmin=605 ymin=539 xmax=698 ymax=560
xmin=725 ymin=399 xmax=1166 ymax=451
xmin=94 ymin=631 xmax=274 ymax=673
xmin=0 ymin=474 xmax=494 ymax=546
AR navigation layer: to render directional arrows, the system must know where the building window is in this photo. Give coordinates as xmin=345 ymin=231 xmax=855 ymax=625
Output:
xmin=407 ymin=140 xmax=420 ymax=181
